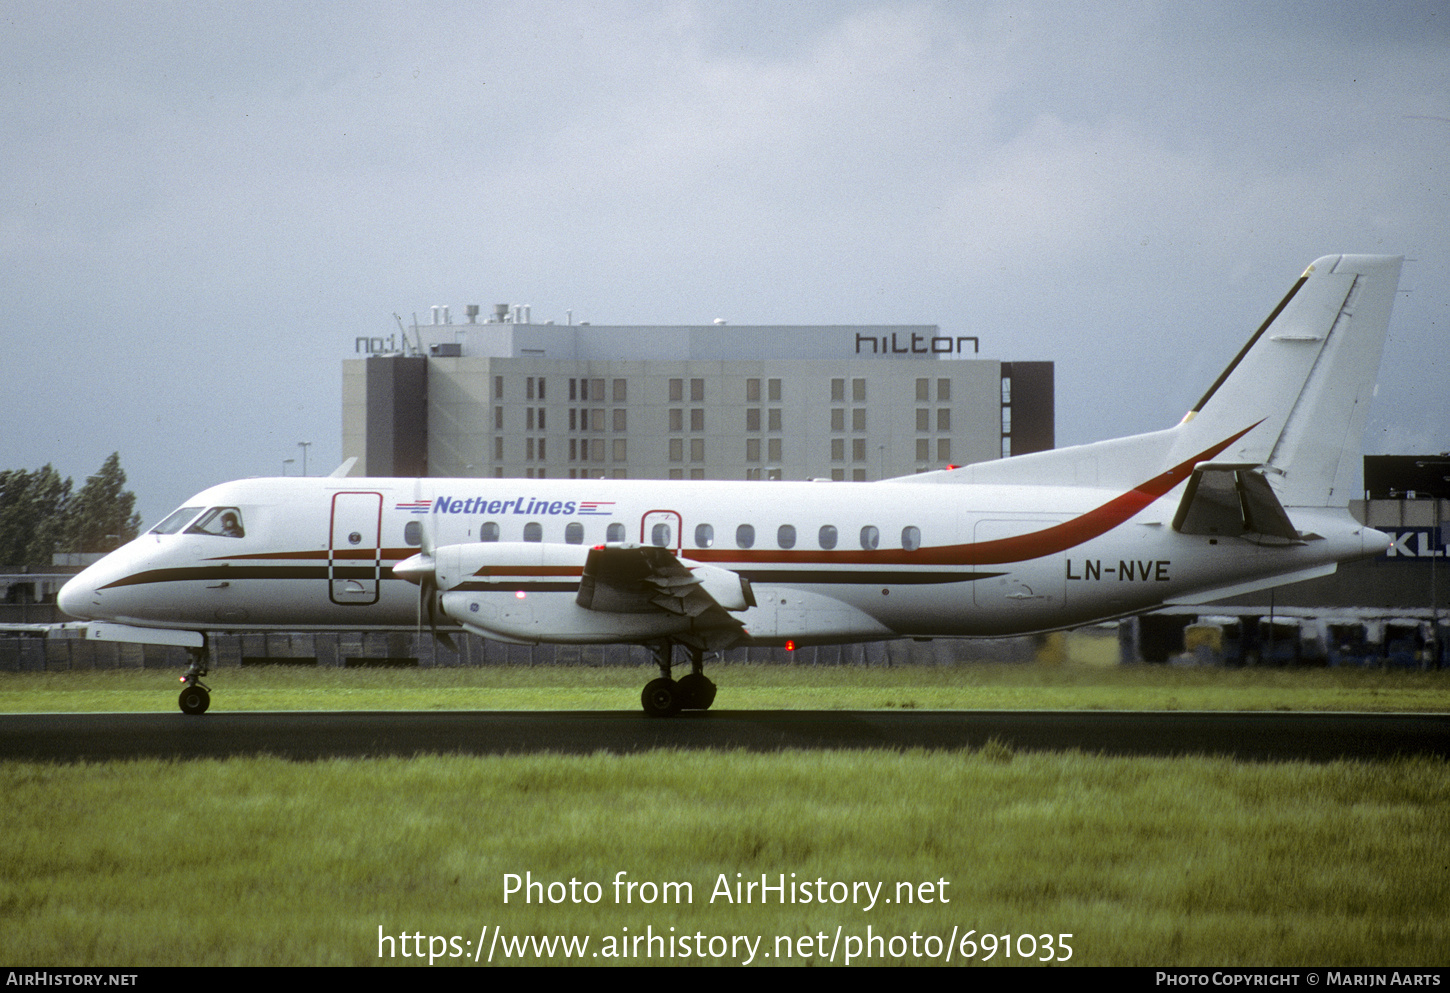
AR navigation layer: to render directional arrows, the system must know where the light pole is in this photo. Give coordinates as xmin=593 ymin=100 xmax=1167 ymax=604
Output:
xmin=1413 ymin=459 xmax=1449 ymax=668
xmin=298 ymin=441 xmax=312 ymax=477
xmin=282 ymin=458 xmax=295 ymax=476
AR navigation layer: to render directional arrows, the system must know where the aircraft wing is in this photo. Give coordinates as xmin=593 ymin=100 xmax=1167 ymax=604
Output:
xmin=576 ymin=544 xmax=750 ymax=650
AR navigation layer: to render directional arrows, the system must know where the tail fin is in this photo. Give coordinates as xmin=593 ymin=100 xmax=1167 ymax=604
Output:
xmin=1167 ymin=254 xmax=1402 ymax=507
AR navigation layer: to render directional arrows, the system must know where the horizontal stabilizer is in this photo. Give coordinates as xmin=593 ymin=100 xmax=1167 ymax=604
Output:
xmin=1172 ymin=464 xmax=1303 ymax=543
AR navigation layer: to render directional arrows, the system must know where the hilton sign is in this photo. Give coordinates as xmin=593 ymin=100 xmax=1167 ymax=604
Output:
xmin=854 ymin=332 xmax=979 ymax=356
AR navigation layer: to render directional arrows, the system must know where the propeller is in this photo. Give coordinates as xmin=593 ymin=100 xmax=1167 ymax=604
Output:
xmin=394 ymin=504 xmax=458 ymax=655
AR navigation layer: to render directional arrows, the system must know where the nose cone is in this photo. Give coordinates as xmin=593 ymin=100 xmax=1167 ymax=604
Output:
xmin=58 ymin=571 xmax=99 ymax=620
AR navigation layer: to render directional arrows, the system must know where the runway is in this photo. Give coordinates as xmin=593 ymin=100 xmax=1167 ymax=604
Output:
xmin=1 ymin=709 xmax=1446 ymax=762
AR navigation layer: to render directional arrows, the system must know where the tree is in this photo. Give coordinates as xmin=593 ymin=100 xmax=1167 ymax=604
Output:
xmin=0 ymin=465 xmax=72 ymax=567
xmin=0 ymin=454 xmax=142 ymax=565
xmin=63 ymin=453 xmax=143 ymax=555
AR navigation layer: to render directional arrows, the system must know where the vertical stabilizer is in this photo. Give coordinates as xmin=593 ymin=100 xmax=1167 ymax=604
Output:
xmin=1167 ymin=254 xmax=1402 ymax=507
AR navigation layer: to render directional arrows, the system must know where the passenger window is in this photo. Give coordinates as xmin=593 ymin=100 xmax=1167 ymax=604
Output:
xmin=480 ymin=521 xmax=500 ymax=542
xmin=523 ymin=522 xmax=542 ymax=542
xmin=404 ymin=521 xmax=422 ymax=546
xmin=860 ymin=526 xmax=879 ymax=550
xmin=818 ymin=525 xmax=838 ymax=550
xmin=695 ymin=523 xmax=714 ymax=548
xmin=565 ymin=522 xmax=584 ymax=544
xmin=651 ymin=523 xmax=672 ymax=547
xmin=150 ymin=506 xmax=204 ymax=535
xmin=186 ymin=507 xmax=245 ymax=538
xmin=777 ymin=525 xmax=796 ymax=549
xmin=901 ymin=526 xmax=921 ymax=551
xmin=736 ymin=524 xmax=755 ymax=549
xmin=606 ymin=522 xmax=625 ymax=542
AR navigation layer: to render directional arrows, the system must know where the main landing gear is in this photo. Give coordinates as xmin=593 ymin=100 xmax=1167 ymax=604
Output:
xmin=640 ymin=641 xmax=718 ymax=718
xmin=178 ymin=646 xmax=211 ymax=715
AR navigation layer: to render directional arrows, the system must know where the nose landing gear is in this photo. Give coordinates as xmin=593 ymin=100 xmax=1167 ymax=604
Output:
xmin=178 ymin=646 xmax=210 ymax=715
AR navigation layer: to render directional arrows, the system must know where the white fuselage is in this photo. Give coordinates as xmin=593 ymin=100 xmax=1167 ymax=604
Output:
xmin=57 ymin=469 xmax=1386 ymax=647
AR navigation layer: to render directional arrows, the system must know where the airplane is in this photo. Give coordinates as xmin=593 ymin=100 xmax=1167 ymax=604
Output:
xmin=57 ymin=254 xmax=1403 ymax=717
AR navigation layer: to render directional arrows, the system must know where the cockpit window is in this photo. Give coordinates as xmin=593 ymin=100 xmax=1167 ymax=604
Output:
xmin=150 ymin=506 xmax=204 ymax=535
xmin=186 ymin=507 xmax=246 ymax=538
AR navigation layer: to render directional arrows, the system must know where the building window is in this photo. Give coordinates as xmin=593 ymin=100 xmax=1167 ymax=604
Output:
xmin=613 ymin=439 xmax=627 ymax=462
xmin=916 ymin=438 xmax=929 ymax=461
xmin=852 ymin=409 xmax=866 ymax=432
xmin=937 ymin=408 xmax=950 ymax=432
xmin=768 ymin=409 xmax=782 ymax=432
xmin=670 ymin=378 xmax=683 ymax=402
xmin=746 ymin=408 xmax=760 ymax=432
xmin=494 ymin=375 xmax=504 ymax=399
xmin=690 ymin=409 xmax=704 ymax=432
xmin=526 ymin=377 xmax=535 ymax=401
xmin=916 ymin=378 xmax=929 ymax=401
xmin=613 ymin=378 xmax=627 ymax=402
xmin=768 ymin=438 xmax=782 ymax=462
xmin=916 ymin=409 xmax=929 ymax=432
xmin=669 ymin=409 xmax=683 ymax=432
xmin=768 ymin=378 xmax=782 ymax=402
xmin=669 ymin=438 xmax=683 ymax=462
xmin=831 ymin=438 xmax=844 ymax=462
xmin=746 ymin=379 xmax=760 ymax=402
xmin=591 ymin=379 xmax=604 ymax=401
xmin=1001 ymin=377 xmax=1012 ymax=404
xmin=526 ymin=409 xmax=534 ymax=431
xmin=937 ymin=438 xmax=951 ymax=461
xmin=495 ymin=406 xmax=504 ymax=430
xmin=690 ymin=438 xmax=704 ymax=462
xmin=746 ymin=438 xmax=760 ymax=462
xmin=613 ymin=409 xmax=626 ymax=432
xmin=938 ymin=378 xmax=951 ymax=401
xmin=852 ymin=378 xmax=866 ymax=402
xmin=494 ymin=437 xmax=503 ymax=459
xmin=831 ymin=409 xmax=845 ymax=432
xmin=690 ymin=378 xmax=705 ymax=402
xmin=831 ymin=378 xmax=845 ymax=402
xmin=852 ymin=438 xmax=866 ymax=461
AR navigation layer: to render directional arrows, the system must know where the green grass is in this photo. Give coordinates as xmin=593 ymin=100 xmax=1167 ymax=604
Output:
xmin=5 ymin=658 xmax=1445 ymax=966
xmin=1 ymin=660 xmax=1446 ymax=713
xmin=1 ymin=749 xmax=1445 ymax=966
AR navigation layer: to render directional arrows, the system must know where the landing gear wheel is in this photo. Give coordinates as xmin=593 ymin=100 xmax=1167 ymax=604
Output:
xmin=641 ymin=678 xmax=682 ymax=718
xmin=179 ymin=684 xmax=210 ymax=715
xmin=675 ymin=672 xmax=717 ymax=711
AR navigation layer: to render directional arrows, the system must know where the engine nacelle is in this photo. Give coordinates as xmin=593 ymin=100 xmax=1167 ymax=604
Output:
xmin=431 ymin=541 xmax=590 ymax=594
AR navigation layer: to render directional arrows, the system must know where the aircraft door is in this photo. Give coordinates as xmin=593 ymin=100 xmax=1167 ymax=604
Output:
xmin=971 ymin=519 xmax=1067 ymax=614
xmin=641 ymin=510 xmax=682 ymax=554
xmin=330 ymin=491 xmax=383 ymax=605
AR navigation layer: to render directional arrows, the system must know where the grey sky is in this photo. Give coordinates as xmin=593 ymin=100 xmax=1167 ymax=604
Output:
xmin=3 ymin=0 xmax=1447 ymax=526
